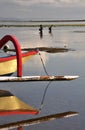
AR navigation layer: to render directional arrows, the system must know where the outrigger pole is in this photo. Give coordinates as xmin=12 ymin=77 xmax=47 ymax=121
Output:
xmin=0 ymin=111 xmax=79 ymax=130
xmin=0 ymin=75 xmax=79 ymax=82
xmin=3 ymin=46 xmax=75 ymax=53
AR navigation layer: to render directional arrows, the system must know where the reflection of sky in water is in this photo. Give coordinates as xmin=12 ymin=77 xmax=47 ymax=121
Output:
xmin=0 ymin=25 xmax=85 ymax=129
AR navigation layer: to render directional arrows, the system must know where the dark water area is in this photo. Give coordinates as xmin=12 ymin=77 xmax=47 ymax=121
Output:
xmin=0 ymin=22 xmax=85 ymax=129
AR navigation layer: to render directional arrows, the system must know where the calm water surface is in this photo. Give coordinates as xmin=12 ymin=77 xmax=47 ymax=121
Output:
xmin=0 ymin=23 xmax=85 ymax=130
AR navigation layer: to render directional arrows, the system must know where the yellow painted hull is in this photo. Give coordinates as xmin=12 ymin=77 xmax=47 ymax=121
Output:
xmin=0 ymin=50 xmax=38 ymax=76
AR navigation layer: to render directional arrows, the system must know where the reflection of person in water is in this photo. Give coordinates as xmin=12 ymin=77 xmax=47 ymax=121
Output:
xmin=39 ymin=25 xmax=43 ymax=38
xmin=48 ymin=25 xmax=53 ymax=34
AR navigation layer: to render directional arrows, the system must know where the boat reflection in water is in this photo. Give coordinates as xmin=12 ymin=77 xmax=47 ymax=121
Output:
xmin=0 ymin=90 xmax=39 ymax=116
xmin=0 ymin=84 xmax=79 ymax=130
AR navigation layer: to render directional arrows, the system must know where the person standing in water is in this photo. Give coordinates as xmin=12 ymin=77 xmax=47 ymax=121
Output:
xmin=48 ymin=25 xmax=53 ymax=34
xmin=39 ymin=25 xmax=43 ymax=38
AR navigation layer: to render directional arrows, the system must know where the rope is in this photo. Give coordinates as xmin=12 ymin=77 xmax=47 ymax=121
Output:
xmin=38 ymin=51 xmax=49 ymax=76
xmin=39 ymin=82 xmax=51 ymax=112
xmin=38 ymin=52 xmax=51 ymax=112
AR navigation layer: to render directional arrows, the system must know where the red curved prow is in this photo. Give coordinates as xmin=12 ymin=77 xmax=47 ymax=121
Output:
xmin=0 ymin=35 xmax=22 ymax=77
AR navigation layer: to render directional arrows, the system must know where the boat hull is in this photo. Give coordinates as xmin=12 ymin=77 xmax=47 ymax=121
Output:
xmin=0 ymin=50 xmax=38 ymax=76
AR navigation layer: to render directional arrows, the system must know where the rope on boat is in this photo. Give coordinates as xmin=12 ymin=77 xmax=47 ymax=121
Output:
xmin=38 ymin=51 xmax=49 ymax=76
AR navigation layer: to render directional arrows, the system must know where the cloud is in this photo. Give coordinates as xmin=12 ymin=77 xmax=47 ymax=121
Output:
xmin=11 ymin=0 xmax=57 ymax=6
xmin=59 ymin=0 xmax=80 ymax=3
xmin=10 ymin=0 xmax=85 ymax=6
xmin=0 ymin=0 xmax=85 ymax=20
xmin=0 ymin=0 xmax=85 ymax=7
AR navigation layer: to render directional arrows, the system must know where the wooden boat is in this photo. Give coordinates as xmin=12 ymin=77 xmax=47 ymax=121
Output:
xmin=0 ymin=50 xmax=38 ymax=76
xmin=0 ymin=90 xmax=39 ymax=115
xmin=0 ymin=35 xmax=79 ymax=81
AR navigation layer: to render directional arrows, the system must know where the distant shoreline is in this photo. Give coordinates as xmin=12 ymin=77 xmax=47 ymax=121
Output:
xmin=0 ymin=19 xmax=85 ymax=23
xmin=1 ymin=19 xmax=85 ymax=27
xmin=0 ymin=24 xmax=85 ymax=28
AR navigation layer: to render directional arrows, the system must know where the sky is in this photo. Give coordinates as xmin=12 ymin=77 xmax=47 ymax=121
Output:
xmin=0 ymin=0 xmax=85 ymax=20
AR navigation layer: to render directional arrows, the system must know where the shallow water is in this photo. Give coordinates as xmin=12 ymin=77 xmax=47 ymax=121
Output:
xmin=0 ymin=23 xmax=85 ymax=129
